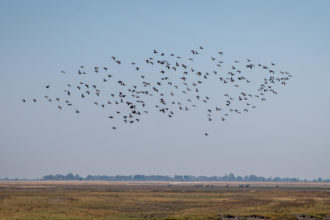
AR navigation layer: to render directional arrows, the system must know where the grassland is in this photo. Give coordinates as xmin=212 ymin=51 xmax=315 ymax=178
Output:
xmin=0 ymin=181 xmax=329 ymax=220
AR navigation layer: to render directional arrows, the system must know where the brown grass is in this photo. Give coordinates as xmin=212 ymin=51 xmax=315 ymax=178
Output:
xmin=0 ymin=181 xmax=329 ymax=220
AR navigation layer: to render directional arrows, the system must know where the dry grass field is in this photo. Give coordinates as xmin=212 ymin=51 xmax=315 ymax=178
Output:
xmin=0 ymin=181 xmax=329 ymax=220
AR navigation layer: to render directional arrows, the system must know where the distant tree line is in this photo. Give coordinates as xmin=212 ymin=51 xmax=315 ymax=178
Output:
xmin=33 ymin=173 xmax=330 ymax=182
xmin=1 ymin=173 xmax=329 ymax=182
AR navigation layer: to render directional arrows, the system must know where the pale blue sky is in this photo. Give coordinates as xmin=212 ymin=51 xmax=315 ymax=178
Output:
xmin=0 ymin=0 xmax=329 ymax=179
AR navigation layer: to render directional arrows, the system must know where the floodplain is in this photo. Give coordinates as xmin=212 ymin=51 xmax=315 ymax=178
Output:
xmin=0 ymin=181 xmax=329 ymax=220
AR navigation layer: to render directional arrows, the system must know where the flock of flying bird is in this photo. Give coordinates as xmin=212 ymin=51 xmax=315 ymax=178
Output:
xmin=22 ymin=47 xmax=292 ymax=136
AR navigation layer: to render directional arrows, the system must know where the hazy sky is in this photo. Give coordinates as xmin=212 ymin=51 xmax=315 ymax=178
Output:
xmin=0 ymin=0 xmax=329 ymax=179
